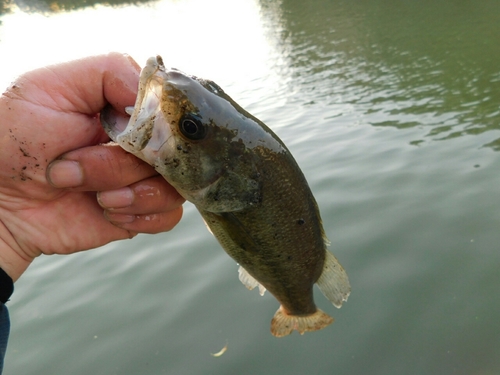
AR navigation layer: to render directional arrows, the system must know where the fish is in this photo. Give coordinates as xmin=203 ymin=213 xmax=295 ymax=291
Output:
xmin=100 ymin=55 xmax=350 ymax=337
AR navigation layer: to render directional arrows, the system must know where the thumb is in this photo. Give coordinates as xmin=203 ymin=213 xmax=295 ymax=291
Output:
xmin=8 ymin=52 xmax=140 ymax=115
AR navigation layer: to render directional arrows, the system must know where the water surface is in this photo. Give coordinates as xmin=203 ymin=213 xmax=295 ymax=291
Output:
xmin=2 ymin=0 xmax=500 ymax=374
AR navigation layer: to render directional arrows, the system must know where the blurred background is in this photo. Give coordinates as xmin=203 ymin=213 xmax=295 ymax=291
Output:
xmin=1 ymin=0 xmax=500 ymax=374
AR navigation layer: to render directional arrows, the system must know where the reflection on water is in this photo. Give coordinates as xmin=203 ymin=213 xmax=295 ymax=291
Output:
xmin=2 ymin=1 xmax=500 ymax=375
xmin=1 ymin=0 xmax=151 ymax=13
xmin=0 ymin=0 xmax=12 ymax=15
xmin=0 ymin=0 xmax=274 ymax=90
xmin=261 ymin=0 xmax=500 ymax=149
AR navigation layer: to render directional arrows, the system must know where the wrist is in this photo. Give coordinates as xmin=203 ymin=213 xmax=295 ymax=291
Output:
xmin=0 ymin=223 xmax=32 ymax=282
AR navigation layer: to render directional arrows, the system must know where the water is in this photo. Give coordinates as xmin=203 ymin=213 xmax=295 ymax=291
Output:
xmin=2 ymin=0 xmax=500 ymax=374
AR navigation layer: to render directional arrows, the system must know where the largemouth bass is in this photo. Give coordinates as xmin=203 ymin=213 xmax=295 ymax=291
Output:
xmin=101 ymin=56 xmax=350 ymax=337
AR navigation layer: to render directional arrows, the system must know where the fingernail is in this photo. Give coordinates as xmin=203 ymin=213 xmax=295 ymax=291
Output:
xmin=47 ymin=160 xmax=83 ymax=188
xmin=105 ymin=212 xmax=135 ymax=224
xmin=97 ymin=187 xmax=134 ymax=209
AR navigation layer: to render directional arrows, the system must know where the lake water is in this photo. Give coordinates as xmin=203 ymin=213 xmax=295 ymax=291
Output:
xmin=2 ymin=0 xmax=500 ymax=374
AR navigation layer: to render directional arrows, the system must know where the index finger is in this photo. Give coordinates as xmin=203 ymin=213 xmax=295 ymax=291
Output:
xmin=47 ymin=143 xmax=158 ymax=191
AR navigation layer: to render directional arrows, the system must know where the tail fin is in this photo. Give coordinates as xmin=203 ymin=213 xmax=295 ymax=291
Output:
xmin=270 ymin=306 xmax=334 ymax=337
xmin=316 ymin=250 xmax=351 ymax=308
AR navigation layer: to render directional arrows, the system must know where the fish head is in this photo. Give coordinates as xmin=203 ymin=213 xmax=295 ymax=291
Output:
xmin=101 ymin=55 xmax=283 ymax=211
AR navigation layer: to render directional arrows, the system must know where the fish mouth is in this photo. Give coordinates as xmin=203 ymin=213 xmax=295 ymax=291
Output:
xmin=100 ymin=55 xmax=172 ymax=156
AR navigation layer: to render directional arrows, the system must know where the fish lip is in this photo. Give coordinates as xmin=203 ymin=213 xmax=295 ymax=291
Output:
xmin=101 ymin=56 xmax=173 ymax=154
xmin=100 ymin=104 xmax=130 ymax=142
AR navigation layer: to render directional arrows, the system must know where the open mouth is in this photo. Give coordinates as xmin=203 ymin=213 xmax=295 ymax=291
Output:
xmin=100 ymin=104 xmax=131 ymax=142
xmin=100 ymin=56 xmax=171 ymax=154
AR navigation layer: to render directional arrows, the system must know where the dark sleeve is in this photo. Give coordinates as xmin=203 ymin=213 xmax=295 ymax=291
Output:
xmin=0 ymin=268 xmax=14 ymax=375
xmin=0 ymin=303 xmax=9 ymax=374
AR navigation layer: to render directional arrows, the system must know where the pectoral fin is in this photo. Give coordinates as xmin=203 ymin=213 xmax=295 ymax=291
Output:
xmin=199 ymin=171 xmax=261 ymax=213
xmin=316 ymin=250 xmax=351 ymax=308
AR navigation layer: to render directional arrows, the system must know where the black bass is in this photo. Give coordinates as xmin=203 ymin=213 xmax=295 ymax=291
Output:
xmin=101 ymin=56 xmax=350 ymax=337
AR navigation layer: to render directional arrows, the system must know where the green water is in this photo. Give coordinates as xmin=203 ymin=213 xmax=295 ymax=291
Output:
xmin=2 ymin=0 xmax=500 ymax=374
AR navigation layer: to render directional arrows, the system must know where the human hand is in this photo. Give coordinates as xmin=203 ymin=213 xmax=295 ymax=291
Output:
xmin=0 ymin=53 xmax=184 ymax=281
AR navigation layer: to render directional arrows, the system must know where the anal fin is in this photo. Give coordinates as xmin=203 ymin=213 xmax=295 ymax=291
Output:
xmin=238 ymin=266 xmax=266 ymax=296
xmin=316 ymin=250 xmax=351 ymax=308
xmin=270 ymin=306 xmax=334 ymax=337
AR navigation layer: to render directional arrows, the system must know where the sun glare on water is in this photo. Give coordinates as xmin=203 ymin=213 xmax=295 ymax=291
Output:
xmin=0 ymin=0 xmax=274 ymax=90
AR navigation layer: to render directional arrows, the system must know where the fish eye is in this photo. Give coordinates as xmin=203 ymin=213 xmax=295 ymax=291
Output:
xmin=179 ymin=114 xmax=206 ymax=140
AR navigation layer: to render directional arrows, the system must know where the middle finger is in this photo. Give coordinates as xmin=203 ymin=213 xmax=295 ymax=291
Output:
xmin=97 ymin=175 xmax=185 ymax=215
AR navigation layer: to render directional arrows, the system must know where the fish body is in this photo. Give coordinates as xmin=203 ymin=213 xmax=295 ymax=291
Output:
xmin=101 ymin=56 xmax=350 ymax=337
